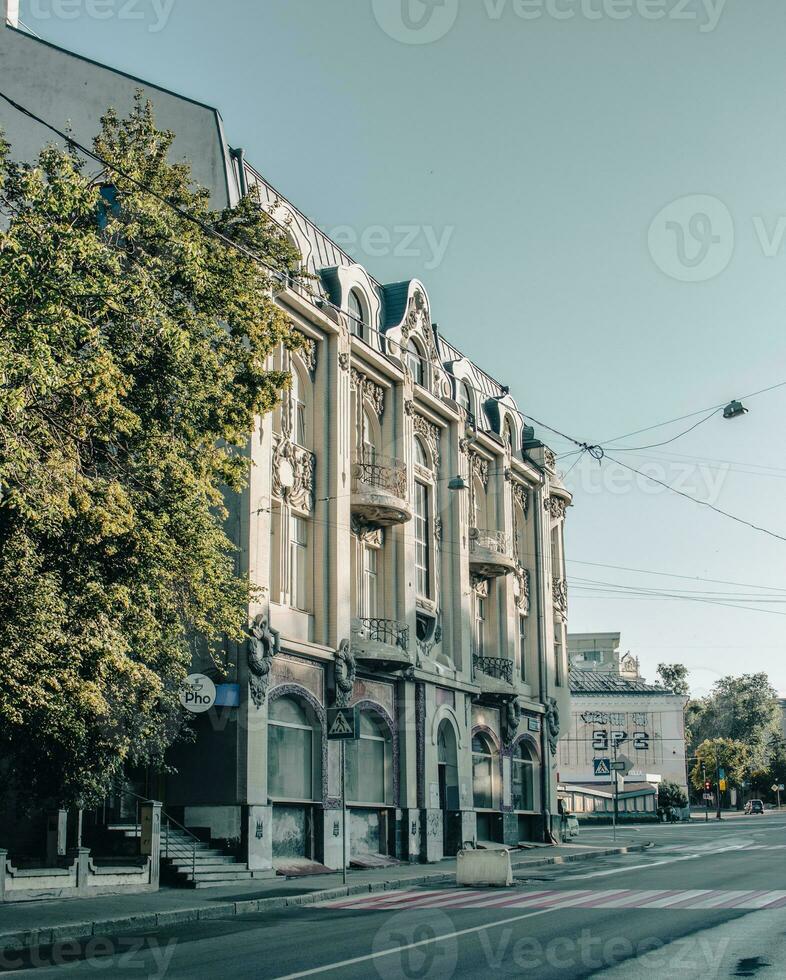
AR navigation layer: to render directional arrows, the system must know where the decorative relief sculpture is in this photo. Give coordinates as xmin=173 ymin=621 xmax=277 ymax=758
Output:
xmin=468 ymin=451 xmax=489 ymax=488
xmin=544 ymin=448 xmax=557 ymax=471
xmin=247 ymin=614 xmax=280 ymax=708
xmin=514 ymin=567 xmax=531 ymax=613
xmin=552 ymin=577 xmax=568 ymax=616
xmin=545 ymin=697 xmax=561 ymax=756
xmin=334 ymin=640 xmax=356 ymax=708
xmin=271 ymin=434 xmax=316 ymax=513
xmin=401 ymin=289 xmax=444 ymax=395
xmin=350 ymin=368 xmax=385 ymax=417
xmin=294 ymin=332 xmax=317 ymax=378
xmin=544 ymin=495 xmax=567 ymax=520
xmin=504 ymin=699 xmax=521 ymax=745
xmin=405 ymin=401 xmax=442 ymax=469
xmin=512 ymin=481 xmax=529 ymax=518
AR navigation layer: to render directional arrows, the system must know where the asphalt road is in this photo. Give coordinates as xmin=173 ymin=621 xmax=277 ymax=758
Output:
xmin=5 ymin=811 xmax=786 ymax=979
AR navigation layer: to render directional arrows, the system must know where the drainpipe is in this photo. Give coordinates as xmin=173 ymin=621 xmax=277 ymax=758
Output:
xmin=526 ymin=452 xmax=551 ymax=843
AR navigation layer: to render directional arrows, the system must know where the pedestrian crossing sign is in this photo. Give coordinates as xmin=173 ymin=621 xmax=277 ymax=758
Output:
xmin=594 ymin=758 xmax=611 ymax=777
xmin=327 ymin=706 xmax=359 ymax=740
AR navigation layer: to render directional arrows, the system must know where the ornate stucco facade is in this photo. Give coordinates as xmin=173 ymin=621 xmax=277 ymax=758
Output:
xmin=0 ymin=9 xmax=573 ymax=872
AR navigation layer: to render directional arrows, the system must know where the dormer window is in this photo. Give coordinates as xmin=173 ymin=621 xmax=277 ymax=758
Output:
xmin=348 ymin=289 xmax=366 ymax=340
xmin=457 ymin=381 xmax=472 ymax=417
xmin=406 ymin=338 xmax=424 ymax=387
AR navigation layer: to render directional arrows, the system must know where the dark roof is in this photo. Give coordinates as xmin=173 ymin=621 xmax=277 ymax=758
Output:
xmin=569 ymin=668 xmax=673 ymax=697
xmin=567 ymin=782 xmax=656 ymax=797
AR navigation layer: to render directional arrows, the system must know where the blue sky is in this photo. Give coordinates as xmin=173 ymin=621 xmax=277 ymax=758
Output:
xmin=17 ymin=0 xmax=786 ymax=695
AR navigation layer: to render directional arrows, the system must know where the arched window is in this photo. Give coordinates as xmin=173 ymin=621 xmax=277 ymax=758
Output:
xmin=503 ymin=419 xmax=514 ymax=454
xmin=457 ymin=380 xmax=472 ymax=417
xmin=290 ymin=366 xmax=307 ymax=447
xmin=472 ymin=732 xmax=498 ymax=810
xmin=268 ymin=696 xmax=321 ymax=801
xmin=348 ymin=289 xmax=366 ymax=340
xmin=512 ymin=741 xmax=536 ymax=811
xmin=414 ymin=440 xmax=431 ymax=599
xmin=406 ymin=338 xmax=424 ymax=386
xmin=346 ymin=711 xmax=392 ymax=805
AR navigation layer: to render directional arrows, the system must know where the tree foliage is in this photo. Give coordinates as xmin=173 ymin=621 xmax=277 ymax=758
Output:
xmin=657 ymin=780 xmax=687 ymax=810
xmin=0 ymin=97 xmax=301 ymax=808
xmin=656 ymin=663 xmax=689 ymax=697
xmin=690 ymin=738 xmax=751 ymax=791
xmin=686 ymin=673 xmax=779 ymax=768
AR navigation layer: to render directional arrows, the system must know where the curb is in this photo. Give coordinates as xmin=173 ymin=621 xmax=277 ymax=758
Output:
xmin=0 ymin=844 xmax=649 ymax=954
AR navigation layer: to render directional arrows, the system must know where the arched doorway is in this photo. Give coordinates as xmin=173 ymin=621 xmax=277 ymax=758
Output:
xmin=437 ymin=719 xmax=461 ymax=855
xmin=268 ymin=693 xmax=322 ymax=867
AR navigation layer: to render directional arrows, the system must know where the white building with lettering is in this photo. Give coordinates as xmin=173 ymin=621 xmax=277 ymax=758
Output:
xmin=557 ymin=633 xmax=688 ymax=811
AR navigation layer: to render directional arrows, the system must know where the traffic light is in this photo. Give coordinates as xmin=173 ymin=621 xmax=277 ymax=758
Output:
xmin=704 ymin=780 xmax=712 ymax=792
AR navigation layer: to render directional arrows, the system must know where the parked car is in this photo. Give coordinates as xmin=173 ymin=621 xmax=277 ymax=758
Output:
xmin=744 ymin=799 xmax=764 ymax=814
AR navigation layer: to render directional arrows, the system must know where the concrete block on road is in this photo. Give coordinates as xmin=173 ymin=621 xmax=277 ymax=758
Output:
xmin=456 ymin=848 xmax=513 ymax=887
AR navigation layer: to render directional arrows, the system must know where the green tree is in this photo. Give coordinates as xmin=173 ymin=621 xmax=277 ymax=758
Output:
xmin=657 ymin=780 xmax=688 ymax=810
xmin=656 ymin=663 xmax=690 ymax=697
xmin=0 ymin=97 xmax=301 ymax=809
xmin=690 ymin=738 xmax=751 ymax=798
xmin=685 ymin=674 xmax=779 ymax=766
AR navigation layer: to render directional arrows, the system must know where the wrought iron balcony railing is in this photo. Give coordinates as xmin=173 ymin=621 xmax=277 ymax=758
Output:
xmin=352 ymin=453 xmax=407 ymax=500
xmin=473 ymin=655 xmax=514 ymax=685
xmin=469 ymin=528 xmax=511 ymax=556
xmin=352 ymin=617 xmax=410 ymax=651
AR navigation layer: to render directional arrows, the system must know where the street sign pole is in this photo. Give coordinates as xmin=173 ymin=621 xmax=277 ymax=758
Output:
xmin=341 ymin=739 xmax=347 ymax=886
xmin=612 ymin=739 xmax=617 ymax=843
xmin=715 ymin=744 xmax=722 ymax=821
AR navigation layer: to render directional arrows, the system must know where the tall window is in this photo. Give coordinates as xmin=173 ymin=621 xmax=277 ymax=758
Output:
xmin=346 ymin=712 xmax=391 ymax=805
xmin=289 ymin=516 xmax=308 ymax=610
xmin=362 ymin=544 xmax=378 ymax=618
xmin=457 ymin=380 xmax=472 ymax=417
xmin=473 ymin=593 xmax=486 ymax=656
xmin=554 ymin=625 xmax=563 ymax=686
xmin=503 ymin=420 xmax=513 ymax=453
xmin=348 ymin=289 xmax=365 ymax=340
xmin=268 ymin=696 xmax=320 ymax=800
xmin=414 ymin=481 xmax=430 ymax=597
xmin=406 ymin=338 xmax=424 ymax=386
xmin=519 ymin=614 xmax=527 ymax=680
xmin=472 ymin=733 xmax=496 ymax=810
xmin=291 ymin=368 xmax=306 ymax=447
xmin=512 ymin=742 xmax=535 ymax=811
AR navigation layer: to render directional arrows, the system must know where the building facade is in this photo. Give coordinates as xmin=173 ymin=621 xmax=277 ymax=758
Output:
xmin=557 ymin=633 xmax=689 ymax=808
xmin=1 ymin=6 xmax=573 ymax=872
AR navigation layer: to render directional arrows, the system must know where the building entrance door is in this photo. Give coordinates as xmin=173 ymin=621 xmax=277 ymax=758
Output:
xmin=437 ymin=720 xmax=462 ymax=856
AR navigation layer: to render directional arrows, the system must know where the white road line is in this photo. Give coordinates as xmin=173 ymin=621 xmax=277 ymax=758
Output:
xmin=564 ymin=853 xmax=699 ymax=880
xmin=270 ymin=904 xmax=565 ymax=980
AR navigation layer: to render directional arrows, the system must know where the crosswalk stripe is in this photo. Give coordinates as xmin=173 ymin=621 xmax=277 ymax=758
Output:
xmin=318 ymin=887 xmax=786 ymax=912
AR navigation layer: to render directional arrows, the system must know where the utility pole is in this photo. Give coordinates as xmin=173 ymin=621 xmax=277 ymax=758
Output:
xmin=715 ymin=743 xmax=722 ymax=821
xmin=702 ymin=763 xmax=708 ymax=823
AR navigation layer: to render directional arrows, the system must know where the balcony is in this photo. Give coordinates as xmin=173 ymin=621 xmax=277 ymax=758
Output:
xmin=351 ymin=617 xmax=411 ymax=671
xmin=469 ymin=528 xmax=516 ymax=578
xmin=473 ymin=655 xmax=515 ymax=696
xmin=351 ymin=453 xmax=412 ymax=528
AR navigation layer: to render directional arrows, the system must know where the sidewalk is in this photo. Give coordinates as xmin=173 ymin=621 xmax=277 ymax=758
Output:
xmin=0 ymin=841 xmax=650 ymax=954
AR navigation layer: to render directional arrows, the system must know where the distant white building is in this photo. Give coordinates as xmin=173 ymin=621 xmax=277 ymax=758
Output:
xmin=557 ymin=634 xmax=689 ymax=812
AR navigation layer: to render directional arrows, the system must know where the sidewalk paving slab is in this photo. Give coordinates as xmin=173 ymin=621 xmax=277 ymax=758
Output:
xmin=0 ymin=842 xmax=650 ymax=953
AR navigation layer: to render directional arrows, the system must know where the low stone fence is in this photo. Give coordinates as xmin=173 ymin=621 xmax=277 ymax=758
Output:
xmin=0 ymin=802 xmax=161 ymax=903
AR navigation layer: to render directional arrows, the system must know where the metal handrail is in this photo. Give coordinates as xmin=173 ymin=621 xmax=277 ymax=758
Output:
xmin=104 ymin=787 xmax=202 ymax=880
xmin=352 ymin=616 xmax=410 ymax=651
xmin=352 ymin=452 xmax=407 ymax=499
xmin=469 ymin=527 xmax=511 ymax=556
xmin=473 ymin=655 xmax=514 ymax=684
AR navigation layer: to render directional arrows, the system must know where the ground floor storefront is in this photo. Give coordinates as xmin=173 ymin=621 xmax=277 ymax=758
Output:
xmin=160 ymin=651 xmax=561 ymax=873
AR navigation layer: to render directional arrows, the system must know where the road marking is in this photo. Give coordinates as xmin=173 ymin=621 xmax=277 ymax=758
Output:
xmin=563 ymin=853 xmax=699 ymax=879
xmin=318 ymin=888 xmax=786 ymax=913
xmin=270 ymin=904 xmax=565 ymax=979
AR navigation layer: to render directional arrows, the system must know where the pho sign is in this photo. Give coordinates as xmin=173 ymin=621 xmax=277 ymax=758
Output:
xmin=179 ymin=674 xmax=216 ymax=714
